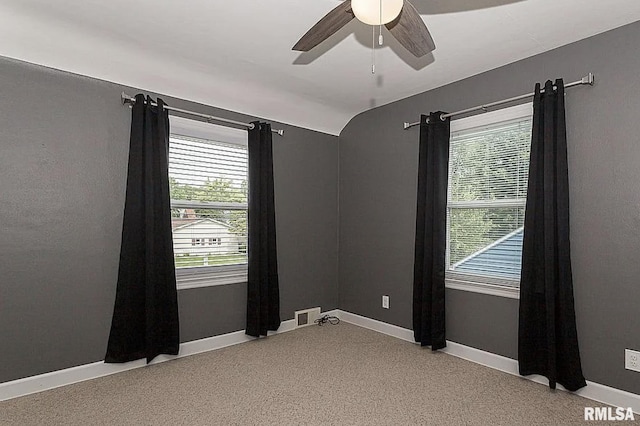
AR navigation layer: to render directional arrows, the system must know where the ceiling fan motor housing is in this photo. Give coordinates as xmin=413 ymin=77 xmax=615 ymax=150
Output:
xmin=351 ymin=0 xmax=404 ymax=25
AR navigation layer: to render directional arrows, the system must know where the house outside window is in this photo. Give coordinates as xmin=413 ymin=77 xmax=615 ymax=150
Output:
xmin=445 ymin=103 xmax=532 ymax=298
xmin=169 ymin=116 xmax=248 ymax=289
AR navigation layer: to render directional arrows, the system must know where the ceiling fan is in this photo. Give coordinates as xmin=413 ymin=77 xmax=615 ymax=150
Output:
xmin=292 ymin=0 xmax=436 ymax=58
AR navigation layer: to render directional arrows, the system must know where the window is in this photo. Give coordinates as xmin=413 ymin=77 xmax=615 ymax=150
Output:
xmin=169 ymin=116 xmax=248 ymax=289
xmin=207 ymin=238 xmax=223 ymax=246
xmin=445 ymin=103 xmax=532 ymax=298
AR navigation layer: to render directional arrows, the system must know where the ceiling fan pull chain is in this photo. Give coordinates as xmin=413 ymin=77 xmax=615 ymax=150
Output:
xmin=379 ymin=0 xmax=384 ymax=46
xmin=371 ymin=26 xmax=375 ymax=74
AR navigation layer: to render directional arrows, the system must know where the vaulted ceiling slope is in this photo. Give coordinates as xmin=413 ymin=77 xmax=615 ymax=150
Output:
xmin=1 ymin=1 xmax=640 ymax=135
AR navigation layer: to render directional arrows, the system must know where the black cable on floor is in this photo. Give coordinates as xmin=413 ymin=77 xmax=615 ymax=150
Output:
xmin=314 ymin=315 xmax=340 ymax=326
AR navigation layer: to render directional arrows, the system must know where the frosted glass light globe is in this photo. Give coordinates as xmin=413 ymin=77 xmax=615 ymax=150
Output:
xmin=351 ymin=0 xmax=404 ymax=25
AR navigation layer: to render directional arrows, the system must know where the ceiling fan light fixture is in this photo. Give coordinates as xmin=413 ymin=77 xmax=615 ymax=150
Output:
xmin=351 ymin=0 xmax=404 ymax=26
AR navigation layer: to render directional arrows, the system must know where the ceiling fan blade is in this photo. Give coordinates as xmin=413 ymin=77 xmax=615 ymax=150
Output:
xmin=293 ymin=1 xmax=355 ymax=52
xmin=385 ymin=1 xmax=435 ymax=57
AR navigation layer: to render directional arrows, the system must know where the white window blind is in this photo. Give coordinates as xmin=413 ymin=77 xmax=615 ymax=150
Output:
xmin=168 ymin=124 xmax=248 ymax=277
xmin=446 ymin=106 xmax=532 ymax=287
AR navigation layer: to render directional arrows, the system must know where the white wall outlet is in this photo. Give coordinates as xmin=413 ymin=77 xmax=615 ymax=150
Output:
xmin=626 ymin=349 xmax=640 ymax=372
xmin=382 ymin=295 xmax=389 ymax=309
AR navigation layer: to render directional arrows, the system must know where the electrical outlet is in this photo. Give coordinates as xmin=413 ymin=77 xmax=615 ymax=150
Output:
xmin=625 ymin=349 xmax=640 ymax=372
xmin=382 ymin=295 xmax=389 ymax=309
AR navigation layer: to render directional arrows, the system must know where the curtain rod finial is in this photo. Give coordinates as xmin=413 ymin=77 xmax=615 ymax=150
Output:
xmin=121 ymin=92 xmax=134 ymax=107
xmin=582 ymin=73 xmax=595 ymax=86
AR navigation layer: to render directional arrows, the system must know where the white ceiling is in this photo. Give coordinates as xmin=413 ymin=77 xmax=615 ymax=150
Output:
xmin=1 ymin=0 xmax=640 ymax=135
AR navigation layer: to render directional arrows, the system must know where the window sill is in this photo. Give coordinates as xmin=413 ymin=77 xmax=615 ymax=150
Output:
xmin=176 ymin=267 xmax=247 ymax=290
xmin=445 ymin=277 xmax=519 ymax=299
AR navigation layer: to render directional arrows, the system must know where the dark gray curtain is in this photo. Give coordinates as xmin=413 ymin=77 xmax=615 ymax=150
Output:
xmin=519 ymin=80 xmax=586 ymax=391
xmin=105 ymin=94 xmax=180 ymax=363
xmin=246 ymin=121 xmax=281 ymax=337
xmin=413 ymin=112 xmax=450 ymax=350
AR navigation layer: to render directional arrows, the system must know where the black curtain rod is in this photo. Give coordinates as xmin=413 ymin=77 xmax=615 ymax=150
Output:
xmin=121 ymin=92 xmax=284 ymax=136
xmin=403 ymin=73 xmax=594 ymax=129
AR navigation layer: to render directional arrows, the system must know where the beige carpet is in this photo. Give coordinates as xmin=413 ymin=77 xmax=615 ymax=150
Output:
xmin=0 ymin=323 xmax=628 ymax=425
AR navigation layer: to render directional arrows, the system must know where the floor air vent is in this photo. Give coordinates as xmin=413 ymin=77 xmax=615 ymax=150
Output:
xmin=294 ymin=307 xmax=321 ymax=328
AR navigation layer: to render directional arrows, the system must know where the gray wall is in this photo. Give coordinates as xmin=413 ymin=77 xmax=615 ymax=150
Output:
xmin=339 ymin=21 xmax=640 ymax=395
xmin=0 ymin=57 xmax=339 ymax=383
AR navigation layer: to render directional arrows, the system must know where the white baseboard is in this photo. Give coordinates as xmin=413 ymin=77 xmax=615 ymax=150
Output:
xmin=334 ymin=310 xmax=640 ymax=414
xmin=3 ymin=309 xmax=638 ymax=415
xmin=0 ymin=316 xmax=300 ymax=402
xmin=337 ymin=310 xmax=415 ymax=343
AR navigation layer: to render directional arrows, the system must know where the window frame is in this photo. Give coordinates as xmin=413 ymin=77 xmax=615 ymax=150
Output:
xmin=445 ymin=102 xmax=533 ymax=299
xmin=169 ymin=116 xmax=249 ymax=290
